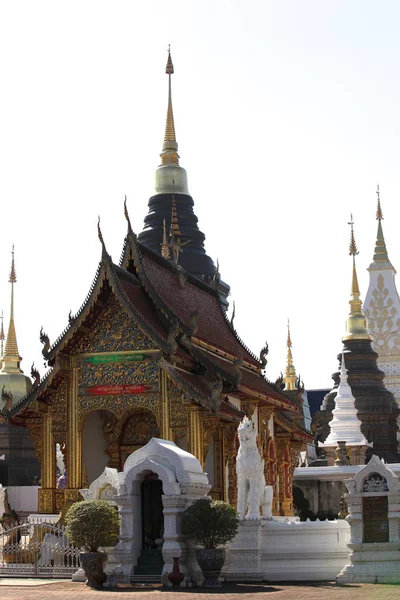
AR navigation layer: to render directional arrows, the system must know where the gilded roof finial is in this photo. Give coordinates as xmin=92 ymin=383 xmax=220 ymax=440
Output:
xmin=372 ymin=185 xmax=390 ymax=263
xmin=161 ymin=46 xmax=179 ymax=166
xmin=284 ymin=319 xmax=297 ymax=391
xmin=2 ymin=246 xmax=22 ymax=374
xmin=161 ymin=219 xmax=170 ymax=259
xmin=343 ymin=216 xmax=371 ymax=341
xmin=154 ymin=47 xmax=189 ymax=195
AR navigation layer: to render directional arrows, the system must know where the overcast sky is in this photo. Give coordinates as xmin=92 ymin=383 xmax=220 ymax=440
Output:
xmin=1 ymin=1 xmax=400 ymax=390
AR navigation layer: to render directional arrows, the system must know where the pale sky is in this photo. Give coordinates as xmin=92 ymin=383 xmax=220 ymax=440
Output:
xmin=1 ymin=1 xmax=400 ymax=390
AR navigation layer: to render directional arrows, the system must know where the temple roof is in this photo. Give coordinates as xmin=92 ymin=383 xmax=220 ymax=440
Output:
xmin=7 ymin=217 xmax=295 ymax=422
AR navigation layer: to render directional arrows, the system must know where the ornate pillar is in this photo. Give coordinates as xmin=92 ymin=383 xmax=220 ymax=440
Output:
xmin=213 ymin=426 xmax=224 ymax=500
xmin=66 ymin=364 xmax=82 ymax=503
xmin=277 ymin=439 xmax=293 ymax=516
xmin=188 ymin=405 xmax=203 ymax=462
xmin=38 ymin=411 xmax=56 ymax=513
xmin=160 ymin=368 xmax=170 ymax=439
xmin=223 ymin=423 xmax=238 ymax=507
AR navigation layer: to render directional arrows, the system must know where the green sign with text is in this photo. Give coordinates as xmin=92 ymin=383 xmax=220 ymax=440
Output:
xmin=84 ymin=353 xmax=153 ymax=365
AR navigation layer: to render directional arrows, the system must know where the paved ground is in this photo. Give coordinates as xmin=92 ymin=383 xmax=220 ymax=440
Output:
xmin=0 ymin=580 xmax=398 ymax=600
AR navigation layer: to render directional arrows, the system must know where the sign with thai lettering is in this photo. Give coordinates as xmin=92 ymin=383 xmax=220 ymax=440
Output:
xmin=82 ymin=383 xmax=158 ymax=396
xmin=84 ymin=353 xmax=154 ymax=365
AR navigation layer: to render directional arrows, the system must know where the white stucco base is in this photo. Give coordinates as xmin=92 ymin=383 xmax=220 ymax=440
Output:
xmin=222 ymin=518 xmax=350 ymax=582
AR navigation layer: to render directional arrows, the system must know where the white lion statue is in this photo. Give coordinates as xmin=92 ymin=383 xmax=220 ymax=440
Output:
xmin=236 ymin=416 xmax=273 ymax=520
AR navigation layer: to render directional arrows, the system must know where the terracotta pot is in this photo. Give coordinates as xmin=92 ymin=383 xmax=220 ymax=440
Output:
xmin=80 ymin=551 xmax=107 ymax=589
xmin=168 ymin=556 xmax=185 ymax=587
xmin=196 ymin=548 xmax=225 ymax=587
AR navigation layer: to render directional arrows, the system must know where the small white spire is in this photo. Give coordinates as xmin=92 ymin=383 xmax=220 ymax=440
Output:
xmin=322 ymin=351 xmax=371 ymax=447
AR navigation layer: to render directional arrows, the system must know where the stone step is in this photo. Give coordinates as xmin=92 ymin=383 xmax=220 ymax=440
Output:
xmin=134 ymin=565 xmax=163 ymax=576
xmin=130 ymin=574 xmax=162 ymax=584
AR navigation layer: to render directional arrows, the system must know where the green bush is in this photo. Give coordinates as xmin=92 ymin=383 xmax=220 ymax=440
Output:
xmin=65 ymin=499 xmax=119 ymax=552
xmin=181 ymin=498 xmax=239 ymax=549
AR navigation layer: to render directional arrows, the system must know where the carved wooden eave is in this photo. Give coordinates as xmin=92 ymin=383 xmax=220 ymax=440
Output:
xmin=179 ymin=337 xmax=239 ymax=386
xmin=236 ymin=382 xmax=298 ymax=412
xmin=274 ymin=411 xmax=313 ymax=443
xmin=160 ymin=357 xmax=223 ymax=413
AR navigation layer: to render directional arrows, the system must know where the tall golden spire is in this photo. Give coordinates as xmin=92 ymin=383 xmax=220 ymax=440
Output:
xmin=343 ymin=216 xmax=371 ymax=341
xmin=284 ymin=319 xmax=297 ymax=391
xmin=372 ymin=184 xmax=390 ymax=263
xmin=154 ymin=47 xmax=189 ymax=195
xmin=161 ymin=46 xmax=179 ymax=167
xmin=2 ymin=246 xmax=23 ymax=373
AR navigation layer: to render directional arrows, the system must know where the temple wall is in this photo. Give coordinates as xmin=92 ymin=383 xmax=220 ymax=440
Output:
xmin=82 ymin=411 xmax=110 ymax=485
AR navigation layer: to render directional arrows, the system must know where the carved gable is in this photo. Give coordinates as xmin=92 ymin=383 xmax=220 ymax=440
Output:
xmin=73 ymin=298 xmax=155 ymax=355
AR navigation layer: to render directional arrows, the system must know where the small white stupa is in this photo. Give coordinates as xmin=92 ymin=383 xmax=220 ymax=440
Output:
xmin=319 ymin=351 xmax=372 ymax=464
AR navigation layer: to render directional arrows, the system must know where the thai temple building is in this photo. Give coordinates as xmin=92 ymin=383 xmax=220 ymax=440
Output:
xmin=314 ymin=216 xmax=399 ymax=462
xmin=363 ymin=187 xmax=400 ymax=440
xmin=0 ymin=248 xmax=39 ymax=484
xmin=2 ymin=50 xmax=312 ymax=516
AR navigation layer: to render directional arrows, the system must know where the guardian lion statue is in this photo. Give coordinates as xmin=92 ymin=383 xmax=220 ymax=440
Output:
xmin=236 ymin=416 xmax=273 ymax=520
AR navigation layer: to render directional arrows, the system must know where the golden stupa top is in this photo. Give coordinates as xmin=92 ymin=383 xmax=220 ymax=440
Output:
xmin=284 ymin=319 xmax=297 ymax=391
xmin=343 ymin=216 xmax=372 ymax=341
xmin=2 ymin=246 xmax=23 ymax=373
xmin=154 ymin=47 xmax=189 ymax=195
xmin=372 ymin=184 xmax=391 ymax=265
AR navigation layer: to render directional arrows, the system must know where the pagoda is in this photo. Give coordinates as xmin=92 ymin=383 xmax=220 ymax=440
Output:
xmin=138 ymin=49 xmax=230 ymax=306
xmin=316 ymin=216 xmax=399 ymax=461
xmin=0 ymin=248 xmax=39 ymax=485
xmin=3 ymin=50 xmax=311 ymax=515
xmin=363 ymin=186 xmax=400 ymax=439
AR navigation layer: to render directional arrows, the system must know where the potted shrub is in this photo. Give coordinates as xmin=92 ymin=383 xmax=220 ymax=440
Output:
xmin=66 ymin=499 xmax=119 ymax=589
xmin=181 ymin=497 xmax=239 ymax=587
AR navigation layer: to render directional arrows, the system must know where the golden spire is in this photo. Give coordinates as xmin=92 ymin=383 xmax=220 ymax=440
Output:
xmin=343 ymin=216 xmax=371 ymax=341
xmin=372 ymin=184 xmax=390 ymax=263
xmin=284 ymin=319 xmax=297 ymax=391
xmin=2 ymin=246 xmax=23 ymax=374
xmin=154 ymin=46 xmax=189 ymax=195
xmin=160 ymin=46 xmax=179 ymax=166
xmin=161 ymin=219 xmax=170 ymax=259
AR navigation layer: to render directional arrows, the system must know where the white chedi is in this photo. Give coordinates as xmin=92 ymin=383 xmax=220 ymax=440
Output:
xmin=323 ymin=351 xmax=371 ymax=447
xmin=236 ymin=416 xmax=273 ymax=520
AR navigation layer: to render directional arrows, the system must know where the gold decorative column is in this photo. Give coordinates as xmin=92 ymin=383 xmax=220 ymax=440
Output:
xmin=188 ymin=405 xmax=203 ymax=463
xmin=66 ymin=364 xmax=82 ymax=503
xmin=212 ymin=426 xmax=224 ymax=500
xmin=277 ymin=439 xmax=293 ymax=516
xmin=38 ymin=412 xmax=56 ymax=513
xmin=160 ymin=368 xmax=171 ymax=439
xmin=223 ymin=424 xmax=238 ymax=508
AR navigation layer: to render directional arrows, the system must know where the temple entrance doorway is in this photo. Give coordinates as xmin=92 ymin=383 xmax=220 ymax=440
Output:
xmin=141 ymin=472 xmax=164 ymax=549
